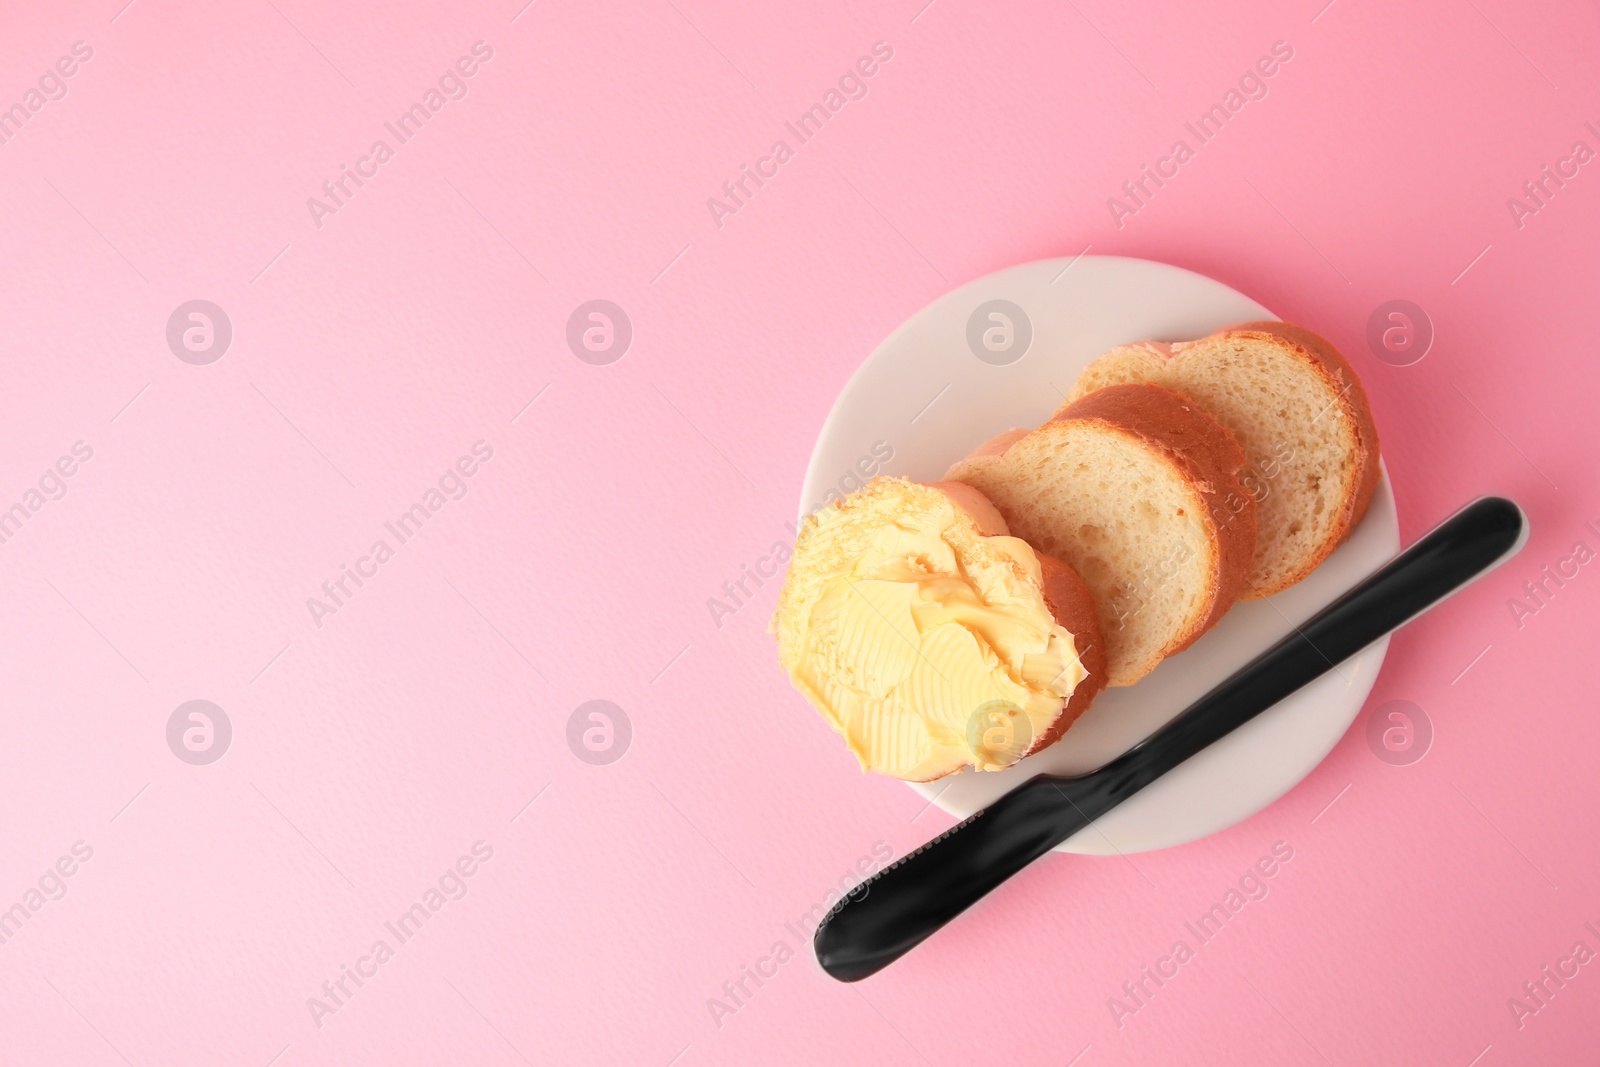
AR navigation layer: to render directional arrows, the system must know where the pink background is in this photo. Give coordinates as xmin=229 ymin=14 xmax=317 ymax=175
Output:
xmin=1 ymin=0 xmax=1597 ymax=1063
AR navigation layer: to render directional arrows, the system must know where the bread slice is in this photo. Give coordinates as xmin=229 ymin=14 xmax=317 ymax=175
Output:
xmin=771 ymin=477 xmax=1104 ymax=781
xmin=1067 ymin=322 xmax=1380 ymax=598
xmin=947 ymin=383 xmax=1255 ymax=687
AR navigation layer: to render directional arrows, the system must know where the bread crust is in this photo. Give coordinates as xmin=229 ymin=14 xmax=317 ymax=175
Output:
xmin=1049 ymin=383 xmax=1257 ymax=665
xmin=1217 ymin=321 xmax=1382 ymax=581
xmin=1027 ymin=552 xmax=1107 ymax=753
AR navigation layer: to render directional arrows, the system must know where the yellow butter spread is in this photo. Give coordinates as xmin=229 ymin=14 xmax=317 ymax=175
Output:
xmin=775 ymin=480 xmax=1087 ymax=781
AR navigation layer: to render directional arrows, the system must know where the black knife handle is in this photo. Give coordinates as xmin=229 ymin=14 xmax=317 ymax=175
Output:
xmin=814 ymin=497 xmax=1526 ymax=981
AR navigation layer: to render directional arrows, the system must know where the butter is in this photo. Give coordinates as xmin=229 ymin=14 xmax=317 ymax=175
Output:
xmin=775 ymin=480 xmax=1087 ymax=781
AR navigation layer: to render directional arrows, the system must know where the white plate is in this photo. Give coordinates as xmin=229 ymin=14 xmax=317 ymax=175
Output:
xmin=799 ymin=255 xmax=1399 ymax=854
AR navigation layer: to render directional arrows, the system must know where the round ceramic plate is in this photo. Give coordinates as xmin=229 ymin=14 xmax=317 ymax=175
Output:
xmin=799 ymin=255 xmax=1399 ymax=854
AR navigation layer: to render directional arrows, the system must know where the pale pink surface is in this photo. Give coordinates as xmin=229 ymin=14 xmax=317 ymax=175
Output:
xmin=0 ymin=0 xmax=1596 ymax=1064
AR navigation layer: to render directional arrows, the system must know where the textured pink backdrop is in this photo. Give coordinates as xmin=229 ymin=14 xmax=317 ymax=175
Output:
xmin=1 ymin=0 xmax=1597 ymax=1063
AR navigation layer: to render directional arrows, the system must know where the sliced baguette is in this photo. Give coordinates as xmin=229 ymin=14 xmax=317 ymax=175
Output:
xmin=1067 ymin=321 xmax=1380 ymax=598
xmin=947 ymin=383 xmax=1255 ymax=687
xmin=771 ymin=477 xmax=1104 ymax=781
